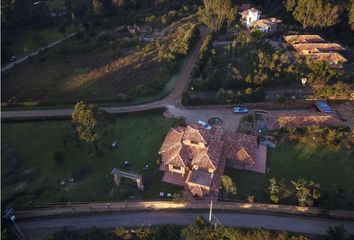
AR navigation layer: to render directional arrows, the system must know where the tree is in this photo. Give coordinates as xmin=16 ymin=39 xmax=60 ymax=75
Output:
xmin=293 ymin=0 xmax=340 ymax=29
xmin=220 ymin=175 xmax=237 ymax=198
xmin=197 ymin=0 xmax=234 ymax=31
xmin=268 ymin=177 xmax=280 ymax=203
xmin=308 ymin=62 xmax=342 ymax=85
xmin=71 ymin=101 xmax=109 ymax=153
xmin=349 ymin=2 xmax=354 ymax=30
xmin=181 ymin=217 xmax=216 ymax=240
xmin=136 ymin=228 xmax=152 ymax=240
xmin=216 ymin=88 xmax=234 ymax=104
xmin=92 ymin=0 xmax=112 ymax=15
xmin=291 ymin=178 xmax=313 ymax=206
xmin=284 ymin=0 xmax=297 ymax=12
xmin=291 ymin=178 xmax=320 ymax=207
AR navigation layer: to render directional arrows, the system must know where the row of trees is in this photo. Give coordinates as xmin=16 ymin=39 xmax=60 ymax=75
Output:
xmin=158 ymin=23 xmax=200 ymax=63
xmin=284 ymin=126 xmax=351 ymax=147
xmin=284 ymin=0 xmax=342 ymax=29
xmin=268 ymin=177 xmax=321 ymax=207
xmin=197 ymin=0 xmax=236 ymax=31
xmin=282 ymin=0 xmax=354 ymax=30
xmin=45 ymin=217 xmax=311 ymax=240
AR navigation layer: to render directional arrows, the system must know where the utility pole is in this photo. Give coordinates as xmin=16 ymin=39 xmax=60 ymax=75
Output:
xmin=209 ymin=200 xmax=213 ymax=222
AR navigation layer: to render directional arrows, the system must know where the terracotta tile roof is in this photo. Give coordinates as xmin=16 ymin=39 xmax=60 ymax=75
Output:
xmin=159 ymin=125 xmax=224 ymax=170
xmin=189 ymin=185 xmax=205 ymax=197
xmin=159 ymin=128 xmax=183 ymax=154
xmin=283 ymin=35 xmax=347 ymax=65
xmin=293 ymin=43 xmax=345 ymax=54
xmin=283 ymin=35 xmax=325 ymax=44
xmin=183 ymin=126 xmax=208 ymax=145
xmin=309 ymin=52 xmax=347 ymax=64
xmin=262 ymin=112 xmax=344 ymax=129
xmin=223 ymin=132 xmax=258 ymax=166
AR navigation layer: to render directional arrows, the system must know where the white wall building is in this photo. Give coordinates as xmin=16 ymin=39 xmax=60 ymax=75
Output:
xmin=240 ymin=8 xmax=261 ymax=28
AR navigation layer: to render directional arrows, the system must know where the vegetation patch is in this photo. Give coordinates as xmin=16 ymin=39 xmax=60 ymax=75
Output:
xmin=224 ymin=127 xmax=354 ymax=209
xmin=1 ymin=111 xmax=182 ymax=209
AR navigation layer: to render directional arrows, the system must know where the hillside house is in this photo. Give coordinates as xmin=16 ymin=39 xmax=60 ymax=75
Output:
xmin=159 ymin=125 xmax=224 ymax=197
xmin=240 ymin=8 xmax=261 ymax=28
xmin=159 ymin=125 xmax=267 ymax=198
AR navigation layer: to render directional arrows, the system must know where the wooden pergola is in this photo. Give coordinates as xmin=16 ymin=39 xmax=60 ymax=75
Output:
xmin=111 ymin=168 xmax=144 ymax=191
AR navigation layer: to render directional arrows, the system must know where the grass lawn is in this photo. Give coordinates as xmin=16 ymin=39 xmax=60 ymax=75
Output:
xmin=8 ymin=25 xmax=76 ymax=58
xmin=224 ymin=139 xmax=354 ymax=209
xmin=1 ymin=111 xmax=182 ymax=209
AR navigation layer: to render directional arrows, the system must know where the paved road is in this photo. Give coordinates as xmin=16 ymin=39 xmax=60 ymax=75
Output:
xmin=1 ymin=28 xmax=210 ymax=120
xmin=18 ymin=211 xmax=354 ymax=240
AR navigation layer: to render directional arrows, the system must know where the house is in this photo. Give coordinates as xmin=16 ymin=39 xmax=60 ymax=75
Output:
xmin=223 ymin=132 xmax=267 ymax=173
xmin=159 ymin=125 xmax=225 ymax=197
xmin=252 ymin=18 xmax=282 ymax=33
xmin=240 ymin=8 xmax=261 ymax=28
xmin=159 ymin=125 xmax=267 ymax=198
xmin=283 ymin=35 xmax=347 ymax=67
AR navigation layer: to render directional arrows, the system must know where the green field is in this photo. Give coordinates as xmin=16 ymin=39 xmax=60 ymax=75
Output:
xmin=9 ymin=25 xmax=76 ymax=58
xmin=2 ymin=111 xmax=182 ymax=209
xmin=225 ymin=139 xmax=354 ymax=209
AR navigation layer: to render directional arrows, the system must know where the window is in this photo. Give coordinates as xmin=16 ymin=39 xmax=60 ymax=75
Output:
xmin=172 ymin=166 xmax=181 ymax=171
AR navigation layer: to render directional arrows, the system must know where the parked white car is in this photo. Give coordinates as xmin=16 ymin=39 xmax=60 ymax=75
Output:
xmin=197 ymin=120 xmax=212 ymax=130
xmin=233 ymin=106 xmax=249 ymax=114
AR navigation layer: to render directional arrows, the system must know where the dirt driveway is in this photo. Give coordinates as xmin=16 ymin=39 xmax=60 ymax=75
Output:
xmin=165 ymin=105 xmax=244 ymax=132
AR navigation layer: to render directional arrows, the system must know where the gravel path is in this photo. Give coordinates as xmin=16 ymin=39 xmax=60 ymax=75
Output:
xmin=166 ymin=105 xmax=244 ymax=132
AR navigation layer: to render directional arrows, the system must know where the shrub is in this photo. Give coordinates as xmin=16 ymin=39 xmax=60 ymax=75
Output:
xmin=247 ymin=195 xmax=255 ymax=203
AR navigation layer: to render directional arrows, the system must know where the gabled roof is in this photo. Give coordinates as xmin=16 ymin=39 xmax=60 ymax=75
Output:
xmin=283 ymin=35 xmax=325 ymax=44
xmin=158 ymin=128 xmax=183 ymax=154
xmin=159 ymin=128 xmax=188 ymax=168
xmin=292 ymin=43 xmax=345 ymax=54
xmin=159 ymin=125 xmax=224 ymax=170
xmin=223 ymin=132 xmax=258 ymax=166
xmin=189 ymin=185 xmax=205 ymax=197
xmin=183 ymin=126 xmax=208 ymax=144
xmin=309 ymin=52 xmax=347 ymax=64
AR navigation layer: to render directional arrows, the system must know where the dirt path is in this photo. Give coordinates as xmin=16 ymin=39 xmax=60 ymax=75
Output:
xmin=1 ymin=28 xmax=210 ymax=120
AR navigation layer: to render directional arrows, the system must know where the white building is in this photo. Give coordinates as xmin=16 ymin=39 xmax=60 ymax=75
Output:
xmin=240 ymin=8 xmax=261 ymax=28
